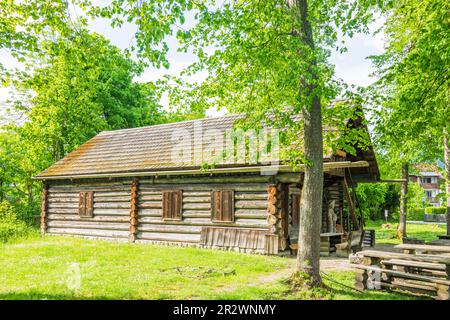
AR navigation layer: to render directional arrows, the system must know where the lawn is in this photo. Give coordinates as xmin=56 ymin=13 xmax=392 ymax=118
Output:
xmin=366 ymin=220 xmax=447 ymax=245
xmin=0 ymin=235 xmax=419 ymax=300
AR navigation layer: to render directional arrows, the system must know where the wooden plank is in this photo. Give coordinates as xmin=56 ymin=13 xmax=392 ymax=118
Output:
xmin=140 ymin=184 xmax=268 ymax=192
xmin=47 ymin=214 xmax=129 ymax=222
xmin=94 ymin=202 xmax=131 ymax=209
xmin=139 ymin=195 xmax=162 ymax=201
xmin=138 ymin=224 xmax=202 ymax=234
xmin=140 ymin=175 xmax=271 ymax=184
xmin=85 ymin=191 xmax=94 ymax=217
xmin=41 ymin=182 xmax=49 ymax=233
xmin=94 ymin=196 xmax=131 ymax=202
xmin=235 ymin=193 xmax=267 ymax=200
xmin=342 ymin=177 xmax=359 ymax=229
xmin=183 ymin=196 xmax=210 ymax=203
xmin=47 ymin=227 xmax=129 ymax=238
xmin=138 ymin=201 xmax=162 ymax=209
xmin=222 ymin=190 xmax=235 ymax=222
xmin=354 ymin=264 xmax=450 ymax=285
xmin=382 ymin=259 xmax=447 ymax=271
xmin=182 ymin=203 xmax=210 ymax=210
xmin=395 ymin=244 xmax=450 ymax=254
xmin=137 ymin=232 xmax=201 ymax=243
xmin=356 ymin=250 xmax=450 ymax=264
xmin=92 ymin=208 xmax=130 ymax=215
xmin=47 ymin=221 xmax=129 ymax=230
xmin=235 ymin=200 xmax=267 ymax=209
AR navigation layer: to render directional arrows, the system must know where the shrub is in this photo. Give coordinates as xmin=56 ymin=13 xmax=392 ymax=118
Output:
xmin=0 ymin=201 xmax=35 ymax=242
xmin=425 ymin=207 xmax=447 ymax=215
xmin=407 ymin=208 xmax=424 ymax=221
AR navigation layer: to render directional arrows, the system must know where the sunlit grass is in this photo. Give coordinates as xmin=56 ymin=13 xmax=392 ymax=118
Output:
xmin=0 ymin=235 xmax=421 ymax=300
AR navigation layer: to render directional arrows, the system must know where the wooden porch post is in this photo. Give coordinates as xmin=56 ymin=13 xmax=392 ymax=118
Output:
xmin=129 ymin=178 xmax=139 ymax=242
xmin=266 ymin=185 xmax=280 ymax=254
xmin=342 ymin=177 xmax=359 ymax=230
xmin=40 ymin=182 xmax=49 ymax=234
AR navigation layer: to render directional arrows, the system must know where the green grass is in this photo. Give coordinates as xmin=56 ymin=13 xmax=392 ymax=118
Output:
xmin=0 ymin=235 xmax=420 ymax=300
xmin=366 ymin=220 xmax=447 ymax=245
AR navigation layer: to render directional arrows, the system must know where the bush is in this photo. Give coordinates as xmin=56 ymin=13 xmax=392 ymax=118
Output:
xmin=0 ymin=201 xmax=35 ymax=242
xmin=425 ymin=207 xmax=447 ymax=215
xmin=407 ymin=208 xmax=424 ymax=221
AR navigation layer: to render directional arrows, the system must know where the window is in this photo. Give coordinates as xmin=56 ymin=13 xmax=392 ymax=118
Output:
xmin=211 ymin=190 xmax=235 ymax=222
xmin=162 ymin=190 xmax=182 ymax=220
xmin=79 ymin=191 xmax=94 ymax=217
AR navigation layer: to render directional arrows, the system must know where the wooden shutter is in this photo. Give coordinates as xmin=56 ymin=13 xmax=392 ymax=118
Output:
xmin=79 ymin=191 xmax=94 ymax=217
xmin=79 ymin=192 xmax=86 ymax=216
xmin=211 ymin=190 xmax=234 ymax=222
xmin=211 ymin=191 xmax=222 ymax=221
xmin=85 ymin=191 xmax=94 ymax=217
xmin=162 ymin=190 xmax=182 ymax=220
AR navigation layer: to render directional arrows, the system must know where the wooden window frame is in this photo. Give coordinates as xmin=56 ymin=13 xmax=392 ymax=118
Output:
xmin=79 ymin=191 xmax=94 ymax=218
xmin=162 ymin=190 xmax=183 ymax=221
xmin=211 ymin=189 xmax=235 ymax=223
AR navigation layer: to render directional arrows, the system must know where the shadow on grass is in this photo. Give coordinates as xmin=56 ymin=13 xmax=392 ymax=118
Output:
xmin=0 ymin=292 xmax=112 ymax=300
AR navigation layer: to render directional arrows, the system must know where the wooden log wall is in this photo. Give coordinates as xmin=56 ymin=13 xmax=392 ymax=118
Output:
xmin=42 ymin=173 xmax=345 ymax=254
xmin=135 ymin=176 xmax=272 ymax=246
xmin=44 ymin=179 xmax=132 ymax=240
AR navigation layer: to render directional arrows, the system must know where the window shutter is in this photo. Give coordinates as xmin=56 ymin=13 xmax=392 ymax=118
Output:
xmin=173 ymin=190 xmax=182 ymax=220
xmin=162 ymin=190 xmax=182 ymax=220
xmin=79 ymin=191 xmax=94 ymax=217
xmin=211 ymin=190 xmax=234 ymax=222
xmin=221 ymin=190 xmax=234 ymax=222
xmin=211 ymin=191 xmax=222 ymax=221
xmin=79 ymin=192 xmax=86 ymax=216
xmin=85 ymin=191 xmax=94 ymax=217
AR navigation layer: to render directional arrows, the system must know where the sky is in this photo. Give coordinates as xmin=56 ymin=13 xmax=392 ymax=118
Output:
xmin=0 ymin=7 xmax=385 ymax=122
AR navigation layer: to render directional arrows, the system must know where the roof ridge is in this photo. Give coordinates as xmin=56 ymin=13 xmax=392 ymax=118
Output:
xmin=98 ymin=113 xmax=242 ymax=136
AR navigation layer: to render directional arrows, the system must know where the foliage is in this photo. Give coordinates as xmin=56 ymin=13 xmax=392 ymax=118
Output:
xmin=369 ymin=0 xmax=449 ymax=203
xmin=1 ymin=27 xmax=170 ymax=218
xmin=425 ymin=207 xmax=447 ymax=215
xmin=355 ymin=182 xmax=424 ymax=221
xmin=356 ymin=183 xmax=391 ymax=220
xmin=0 ymin=201 xmax=36 ymax=242
xmin=407 ymin=208 xmax=424 ymax=221
xmin=0 ymin=236 xmax=418 ymax=300
xmin=407 ymin=182 xmax=426 ymax=210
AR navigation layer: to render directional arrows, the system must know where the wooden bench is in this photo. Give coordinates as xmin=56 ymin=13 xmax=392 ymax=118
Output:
xmin=351 ymin=250 xmax=450 ymax=300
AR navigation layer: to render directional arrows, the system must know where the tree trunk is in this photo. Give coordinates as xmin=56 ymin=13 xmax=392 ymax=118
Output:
xmin=287 ymin=0 xmax=323 ymax=287
xmin=397 ymin=162 xmax=409 ymax=240
xmin=444 ymin=131 xmax=450 ymax=236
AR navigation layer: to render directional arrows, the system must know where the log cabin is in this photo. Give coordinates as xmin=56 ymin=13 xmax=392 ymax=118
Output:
xmin=35 ymin=113 xmax=379 ymax=255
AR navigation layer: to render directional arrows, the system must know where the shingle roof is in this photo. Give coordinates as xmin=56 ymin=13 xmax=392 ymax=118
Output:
xmin=36 ymin=114 xmax=337 ymax=179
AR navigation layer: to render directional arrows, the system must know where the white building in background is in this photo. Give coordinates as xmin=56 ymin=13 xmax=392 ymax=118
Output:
xmin=409 ymin=164 xmax=444 ymax=207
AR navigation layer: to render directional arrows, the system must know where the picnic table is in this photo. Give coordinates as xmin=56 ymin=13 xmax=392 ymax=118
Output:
xmin=351 ymin=245 xmax=450 ymax=300
xmin=395 ymin=243 xmax=450 ymax=255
